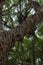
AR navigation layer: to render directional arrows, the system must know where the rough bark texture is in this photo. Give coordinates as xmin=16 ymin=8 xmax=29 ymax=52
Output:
xmin=0 ymin=0 xmax=43 ymax=65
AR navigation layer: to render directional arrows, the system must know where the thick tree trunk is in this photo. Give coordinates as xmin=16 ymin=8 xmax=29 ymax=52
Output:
xmin=0 ymin=30 xmax=12 ymax=65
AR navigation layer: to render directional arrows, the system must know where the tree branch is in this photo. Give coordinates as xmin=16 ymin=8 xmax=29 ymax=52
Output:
xmin=11 ymin=8 xmax=43 ymax=44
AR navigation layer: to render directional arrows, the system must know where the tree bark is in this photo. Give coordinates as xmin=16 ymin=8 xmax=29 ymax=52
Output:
xmin=0 ymin=0 xmax=43 ymax=65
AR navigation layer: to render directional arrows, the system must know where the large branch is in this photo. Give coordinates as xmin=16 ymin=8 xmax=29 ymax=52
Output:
xmin=11 ymin=7 xmax=43 ymax=43
xmin=2 ymin=8 xmax=43 ymax=51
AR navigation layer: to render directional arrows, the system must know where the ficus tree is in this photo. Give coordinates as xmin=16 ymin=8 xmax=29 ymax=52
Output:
xmin=0 ymin=0 xmax=43 ymax=65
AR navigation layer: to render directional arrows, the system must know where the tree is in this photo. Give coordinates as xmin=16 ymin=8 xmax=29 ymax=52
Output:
xmin=0 ymin=0 xmax=43 ymax=65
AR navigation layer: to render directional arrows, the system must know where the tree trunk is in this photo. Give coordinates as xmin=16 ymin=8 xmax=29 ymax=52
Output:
xmin=32 ymin=41 xmax=35 ymax=65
